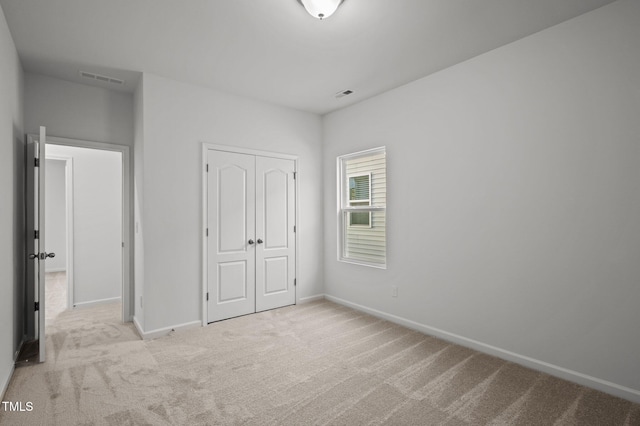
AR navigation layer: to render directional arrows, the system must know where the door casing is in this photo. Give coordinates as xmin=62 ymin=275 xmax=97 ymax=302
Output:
xmin=201 ymin=143 xmax=299 ymax=326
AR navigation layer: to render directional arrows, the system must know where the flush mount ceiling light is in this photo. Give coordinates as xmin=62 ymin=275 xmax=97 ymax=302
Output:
xmin=297 ymin=0 xmax=345 ymax=20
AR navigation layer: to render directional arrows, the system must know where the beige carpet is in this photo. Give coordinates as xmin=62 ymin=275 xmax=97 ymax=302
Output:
xmin=45 ymin=271 xmax=68 ymax=324
xmin=1 ymin=300 xmax=639 ymax=425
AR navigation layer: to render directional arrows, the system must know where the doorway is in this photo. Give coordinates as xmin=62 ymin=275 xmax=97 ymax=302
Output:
xmin=22 ymin=131 xmax=132 ymax=364
xmin=45 ymin=144 xmax=123 ymax=319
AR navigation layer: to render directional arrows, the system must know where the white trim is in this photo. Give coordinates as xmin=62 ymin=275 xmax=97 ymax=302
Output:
xmin=135 ymin=319 xmax=201 ymax=340
xmin=42 ymin=135 xmax=133 ymax=322
xmin=325 ymin=294 xmax=640 ymax=404
xmin=132 ymin=316 xmax=144 ymax=339
xmin=201 ymin=143 xmax=207 ymax=327
xmin=1 ymin=365 xmax=15 ymax=400
xmin=73 ymin=297 xmax=121 ymax=309
xmin=44 ymin=267 xmax=66 ymax=273
xmin=201 ymin=142 xmax=299 ymax=326
xmin=337 ymin=147 xmax=387 ymax=269
xmin=202 ymin=142 xmax=298 ymax=160
xmin=297 ymin=294 xmax=325 ymax=304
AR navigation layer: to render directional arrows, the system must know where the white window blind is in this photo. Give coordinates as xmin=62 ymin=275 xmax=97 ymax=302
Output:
xmin=338 ymin=147 xmax=386 ymax=268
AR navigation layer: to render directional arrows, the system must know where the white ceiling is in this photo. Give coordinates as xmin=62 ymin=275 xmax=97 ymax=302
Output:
xmin=0 ymin=0 xmax=616 ymax=114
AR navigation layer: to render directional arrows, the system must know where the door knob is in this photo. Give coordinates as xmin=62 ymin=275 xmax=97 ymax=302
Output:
xmin=248 ymin=239 xmax=255 ymax=245
xmin=28 ymin=252 xmax=55 ymax=260
xmin=257 ymin=239 xmax=263 ymax=244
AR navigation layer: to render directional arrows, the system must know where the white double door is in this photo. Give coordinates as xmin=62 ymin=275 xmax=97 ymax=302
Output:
xmin=207 ymin=150 xmax=296 ymax=323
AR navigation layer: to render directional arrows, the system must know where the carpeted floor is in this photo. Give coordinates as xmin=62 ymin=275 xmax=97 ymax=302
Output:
xmin=45 ymin=271 xmax=68 ymax=325
xmin=1 ymin=300 xmax=639 ymax=425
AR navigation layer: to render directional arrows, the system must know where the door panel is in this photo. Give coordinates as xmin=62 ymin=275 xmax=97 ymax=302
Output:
xmin=218 ymin=261 xmax=248 ymax=302
xmin=26 ymin=126 xmax=47 ymax=362
xmin=38 ymin=127 xmax=46 ymax=362
xmin=207 ymin=151 xmax=256 ymax=322
xmin=263 ymin=169 xmax=288 ymax=249
xmin=255 ymin=157 xmax=296 ymax=312
xmin=218 ymin=165 xmax=250 ymax=253
xmin=264 ymin=257 xmax=289 ymax=294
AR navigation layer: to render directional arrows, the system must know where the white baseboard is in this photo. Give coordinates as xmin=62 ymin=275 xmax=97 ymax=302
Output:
xmin=325 ymin=294 xmax=640 ymax=404
xmin=135 ymin=319 xmax=201 ymax=340
xmin=1 ymin=364 xmax=15 ymax=401
xmin=132 ymin=316 xmax=144 ymax=340
xmin=45 ymin=267 xmax=66 ymax=273
xmin=73 ymin=297 xmax=121 ymax=309
xmin=298 ymin=294 xmax=325 ymax=304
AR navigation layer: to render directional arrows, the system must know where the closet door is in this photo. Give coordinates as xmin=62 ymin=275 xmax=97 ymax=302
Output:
xmin=207 ymin=151 xmax=256 ymax=322
xmin=255 ymin=157 xmax=296 ymax=312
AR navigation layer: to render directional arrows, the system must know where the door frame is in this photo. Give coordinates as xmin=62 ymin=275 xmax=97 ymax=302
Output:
xmin=201 ymin=143 xmax=299 ymax=326
xmin=43 ymin=135 xmax=133 ymax=322
xmin=43 ymin=155 xmax=75 ymax=310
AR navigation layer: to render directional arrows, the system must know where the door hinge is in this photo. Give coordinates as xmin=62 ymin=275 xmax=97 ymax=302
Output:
xmin=34 ymin=158 xmax=40 ymax=167
xmin=293 ymin=226 xmax=296 ymax=233
xmin=293 ymin=171 xmax=296 ymax=180
xmin=206 ymin=164 xmax=209 ymax=172
xmin=206 ymin=228 xmax=209 ymax=237
xmin=206 ymin=292 xmax=209 ymax=301
xmin=34 ymin=230 xmax=39 ymax=239
xmin=294 ymin=278 xmax=297 ymax=287
xmin=34 ymin=302 xmax=39 ymax=311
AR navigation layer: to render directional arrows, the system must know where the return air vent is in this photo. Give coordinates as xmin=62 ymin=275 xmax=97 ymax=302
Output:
xmin=335 ymin=89 xmax=353 ymax=99
xmin=79 ymin=70 xmax=124 ymax=86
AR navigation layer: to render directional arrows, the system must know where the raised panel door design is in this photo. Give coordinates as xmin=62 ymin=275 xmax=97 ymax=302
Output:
xmin=207 ymin=149 xmax=296 ymax=323
xmin=207 ymin=151 xmax=255 ymax=322
xmin=255 ymin=157 xmax=296 ymax=312
xmin=218 ymin=165 xmax=249 ymax=253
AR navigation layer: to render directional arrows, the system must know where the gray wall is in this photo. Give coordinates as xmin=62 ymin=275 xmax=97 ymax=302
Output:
xmin=24 ymin=73 xmax=133 ymax=146
xmin=136 ymin=73 xmax=324 ymax=334
xmin=133 ymin=75 xmax=145 ymax=328
xmin=24 ymin=72 xmax=135 ymax=312
xmin=44 ymin=159 xmax=67 ymax=272
xmin=323 ymin=0 xmax=640 ymax=401
xmin=0 ymin=5 xmax=24 ymax=397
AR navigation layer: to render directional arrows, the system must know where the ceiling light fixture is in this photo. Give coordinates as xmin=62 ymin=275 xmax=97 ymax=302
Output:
xmin=297 ymin=0 xmax=345 ymax=20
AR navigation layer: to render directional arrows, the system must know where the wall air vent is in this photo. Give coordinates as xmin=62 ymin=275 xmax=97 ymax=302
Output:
xmin=79 ymin=70 xmax=125 ymax=86
xmin=335 ymin=89 xmax=354 ymax=99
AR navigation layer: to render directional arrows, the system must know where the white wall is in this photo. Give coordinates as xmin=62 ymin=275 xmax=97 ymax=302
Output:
xmin=24 ymin=73 xmax=134 ymax=146
xmin=137 ymin=73 xmax=323 ymax=333
xmin=323 ymin=0 xmax=640 ymax=401
xmin=24 ymin=72 xmax=135 ymax=314
xmin=0 ymin=4 xmax=23 ymax=397
xmin=133 ymin=75 xmax=145 ymax=328
xmin=44 ymin=159 xmax=67 ymax=272
xmin=46 ymin=144 xmax=122 ymax=306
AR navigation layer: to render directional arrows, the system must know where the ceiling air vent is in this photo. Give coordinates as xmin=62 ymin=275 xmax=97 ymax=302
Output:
xmin=335 ymin=89 xmax=353 ymax=99
xmin=79 ymin=70 xmax=125 ymax=86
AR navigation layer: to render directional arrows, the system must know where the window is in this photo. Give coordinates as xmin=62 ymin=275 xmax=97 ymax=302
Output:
xmin=348 ymin=173 xmax=371 ymax=227
xmin=338 ymin=147 xmax=386 ymax=268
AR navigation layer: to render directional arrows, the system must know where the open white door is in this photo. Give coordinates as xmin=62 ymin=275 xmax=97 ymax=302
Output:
xmin=26 ymin=126 xmax=51 ymax=363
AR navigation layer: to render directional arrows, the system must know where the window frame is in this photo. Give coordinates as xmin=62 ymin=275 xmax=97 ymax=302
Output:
xmin=347 ymin=172 xmax=372 ymax=228
xmin=337 ymin=147 xmax=386 ymax=269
